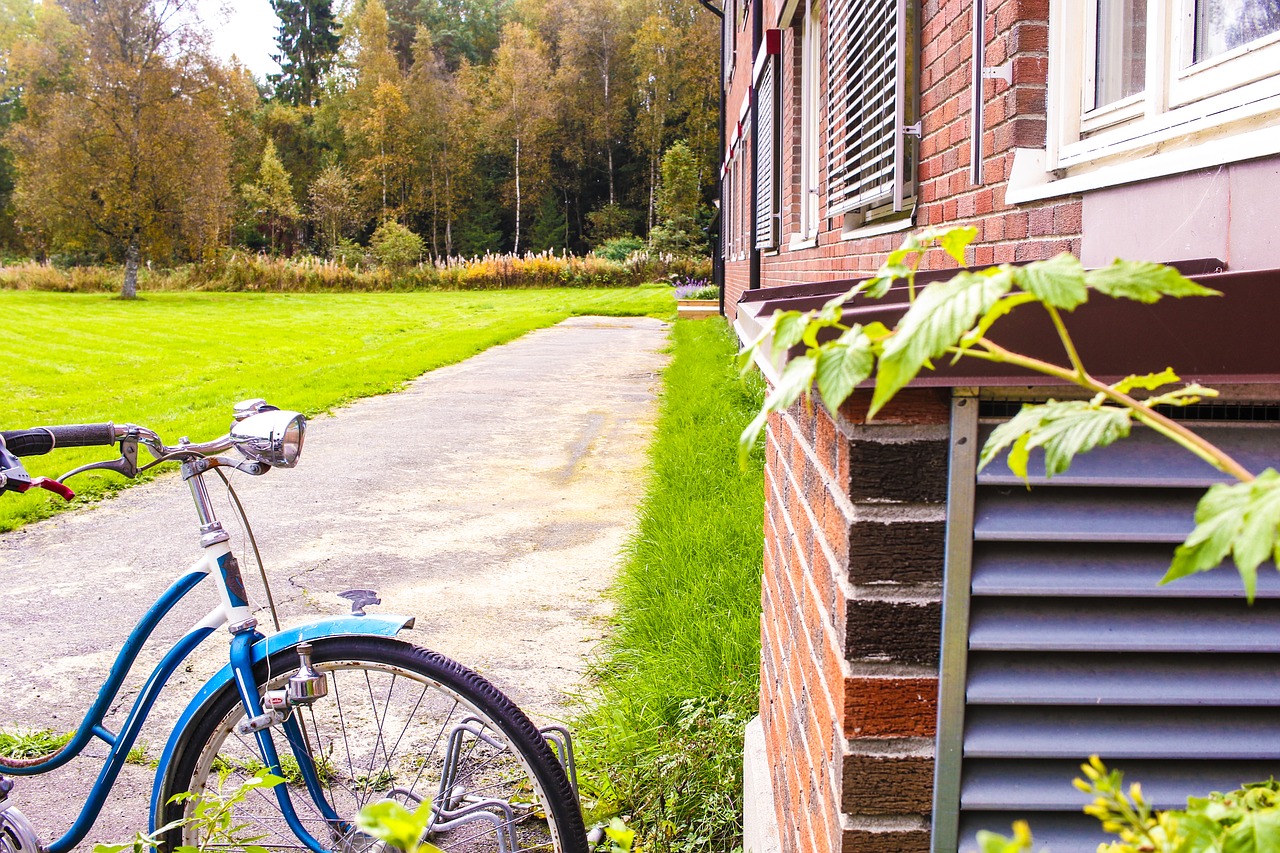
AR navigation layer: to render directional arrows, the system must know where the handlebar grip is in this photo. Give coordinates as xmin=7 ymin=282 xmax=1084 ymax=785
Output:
xmin=1 ymin=423 xmax=116 ymax=457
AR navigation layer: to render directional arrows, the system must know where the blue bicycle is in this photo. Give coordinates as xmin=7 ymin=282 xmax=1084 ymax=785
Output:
xmin=0 ymin=401 xmax=587 ymax=853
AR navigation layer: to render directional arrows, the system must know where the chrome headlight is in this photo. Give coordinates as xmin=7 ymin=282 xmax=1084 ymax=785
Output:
xmin=230 ymin=409 xmax=306 ymax=468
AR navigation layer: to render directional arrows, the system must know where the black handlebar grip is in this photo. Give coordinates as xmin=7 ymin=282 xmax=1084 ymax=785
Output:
xmin=1 ymin=423 xmax=116 ymax=457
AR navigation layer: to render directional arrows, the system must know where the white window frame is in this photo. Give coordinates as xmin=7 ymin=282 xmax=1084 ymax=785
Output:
xmin=795 ymin=0 xmax=821 ymax=246
xmin=1047 ymin=0 xmax=1280 ymax=178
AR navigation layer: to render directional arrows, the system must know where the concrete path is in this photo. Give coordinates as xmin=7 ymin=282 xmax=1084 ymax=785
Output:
xmin=0 ymin=315 xmax=669 ymax=849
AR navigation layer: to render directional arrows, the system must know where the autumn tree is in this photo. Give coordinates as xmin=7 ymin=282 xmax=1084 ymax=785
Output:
xmin=483 ymin=22 xmax=554 ymax=254
xmin=269 ymin=0 xmax=341 ymax=106
xmin=243 ymin=139 xmax=300 ymax=253
xmin=7 ymin=0 xmax=231 ymax=297
xmin=631 ymin=12 xmax=680 ymax=232
xmin=404 ymin=27 xmax=466 ymax=255
xmin=339 ymin=0 xmax=414 ymax=220
xmin=307 ymin=163 xmax=359 ymax=252
xmin=549 ymin=0 xmax=639 ymax=208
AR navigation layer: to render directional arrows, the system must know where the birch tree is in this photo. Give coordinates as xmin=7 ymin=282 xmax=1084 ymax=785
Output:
xmin=483 ymin=22 xmax=553 ymax=254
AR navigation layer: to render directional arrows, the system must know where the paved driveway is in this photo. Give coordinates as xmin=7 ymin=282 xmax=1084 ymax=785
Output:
xmin=0 ymin=315 xmax=669 ymax=848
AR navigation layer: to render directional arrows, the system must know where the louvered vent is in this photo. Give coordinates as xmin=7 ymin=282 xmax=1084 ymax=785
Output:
xmin=828 ymin=0 xmax=914 ymax=215
xmin=755 ymin=55 xmax=779 ymax=250
xmin=937 ymin=409 xmax=1280 ymax=852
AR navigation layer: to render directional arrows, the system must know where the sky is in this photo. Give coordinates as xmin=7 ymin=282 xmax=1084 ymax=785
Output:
xmin=200 ymin=0 xmax=281 ymax=81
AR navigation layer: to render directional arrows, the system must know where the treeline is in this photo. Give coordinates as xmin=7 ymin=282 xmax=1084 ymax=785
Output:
xmin=0 ymin=0 xmax=719 ymax=295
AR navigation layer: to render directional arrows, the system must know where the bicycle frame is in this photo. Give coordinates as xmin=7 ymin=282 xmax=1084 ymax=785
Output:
xmin=3 ymin=462 xmax=415 ymax=853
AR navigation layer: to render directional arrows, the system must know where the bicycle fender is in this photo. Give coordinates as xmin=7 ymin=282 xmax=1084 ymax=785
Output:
xmin=149 ymin=613 xmax=415 ymax=831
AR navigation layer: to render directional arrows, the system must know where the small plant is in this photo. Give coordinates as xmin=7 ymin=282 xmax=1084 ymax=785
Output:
xmin=978 ymin=757 xmax=1280 ymax=853
xmin=672 ymin=277 xmax=716 ymax=300
xmin=0 ymin=728 xmax=74 ymax=758
xmin=354 ymin=799 xmax=444 ymax=853
xmin=92 ymin=769 xmax=284 ymax=853
xmin=125 ymin=741 xmax=152 ymax=767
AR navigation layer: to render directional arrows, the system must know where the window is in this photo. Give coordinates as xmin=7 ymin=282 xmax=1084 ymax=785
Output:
xmin=826 ymin=0 xmax=918 ymax=230
xmin=795 ymin=0 xmax=821 ymax=244
xmin=1048 ymin=0 xmax=1280 ymax=175
xmin=723 ymin=0 xmax=736 ymax=85
xmin=755 ymin=33 xmax=782 ymax=251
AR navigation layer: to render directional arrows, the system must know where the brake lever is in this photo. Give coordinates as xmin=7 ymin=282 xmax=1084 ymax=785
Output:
xmin=57 ymin=439 xmax=139 ymax=483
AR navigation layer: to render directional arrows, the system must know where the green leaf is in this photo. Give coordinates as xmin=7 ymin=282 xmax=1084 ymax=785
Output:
xmin=1221 ymin=806 xmax=1280 ymax=853
xmin=1013 ymin=253 xmax=1088 ymax=310
xmin=1113 ymin=367 xmax=1180 ymax=395
xmin=936 ymin=225 xmax=979 ymax=265
xmin=356 ymin=800 xmax=425 ymax=852
xmin=979 ymin=401 xmax=1132 ymax=480
xmin=871 ymin=269 xmax=1014 ymax=416
xmin=1023 ymin=403 xmax=1131 ymax=477
xmin=770 ymin=310 xmax=814 ymax=359
xmin=1085 ymin=260 xmax=1221 ymax=303
xmin=1234 ymin=471 xmax=1280 ymax=590
xmin=737 ymin=355 xmax=817 ymax=466
xmin=815 ymin=326 xmax=875 ymax=411
xmin=980 ymin=404 xmax=1055 ymax=478
xmin=1164 ymin=472 xmax=1280 ymax=601
xmin=975 ymin=821 xmax=1034 ymax=853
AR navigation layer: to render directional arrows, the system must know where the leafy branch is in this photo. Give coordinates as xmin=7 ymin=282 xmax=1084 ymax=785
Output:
xmin=739 ymin=227 xmax=1280 ymax=599
xmin=980 ymin=757 xmax=1280 ymax=853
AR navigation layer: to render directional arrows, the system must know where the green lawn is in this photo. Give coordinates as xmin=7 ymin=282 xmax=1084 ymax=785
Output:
xmin=0 ymin=286 xmax=673 ymax=530
xmin=573 ymin=319 xmax=765 ymax=851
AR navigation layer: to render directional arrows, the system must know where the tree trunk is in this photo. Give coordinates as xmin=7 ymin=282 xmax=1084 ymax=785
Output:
xmin=121 ymin=241 xmax=139 ymax=299
xmin=513 ymin=136 xmax=522 ymax=256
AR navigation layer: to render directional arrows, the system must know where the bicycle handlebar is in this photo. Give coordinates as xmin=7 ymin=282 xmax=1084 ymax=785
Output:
xmin=1 ymin=423 xmax=118 ymax=457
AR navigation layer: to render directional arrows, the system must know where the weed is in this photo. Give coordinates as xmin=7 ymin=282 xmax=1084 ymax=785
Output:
xmin=0 ymin=729 xmax=74 ymax=758
xmin=125 ymin=742 xmax=152 ymax=767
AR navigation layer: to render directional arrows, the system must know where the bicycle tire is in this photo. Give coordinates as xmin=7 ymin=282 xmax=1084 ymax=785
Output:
xmin=158 ymin=635 xmax=588 ymax=853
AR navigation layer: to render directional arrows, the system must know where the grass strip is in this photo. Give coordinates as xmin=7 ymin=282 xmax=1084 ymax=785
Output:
xmin=0 ymin=286 xmax=672 ymax=531
xmin=573 ymin=318 xmax=765 ymax=852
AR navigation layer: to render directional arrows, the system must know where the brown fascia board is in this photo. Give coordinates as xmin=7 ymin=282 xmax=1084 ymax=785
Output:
xmin=735 ymin=261 xmax=1280 ymax=389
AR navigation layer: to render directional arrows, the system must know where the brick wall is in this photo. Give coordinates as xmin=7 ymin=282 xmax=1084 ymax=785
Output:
xmin=723 ymin=0 xmax=1081 ymax=321
xmin=759 ymin=389 xmax=951 ymax=853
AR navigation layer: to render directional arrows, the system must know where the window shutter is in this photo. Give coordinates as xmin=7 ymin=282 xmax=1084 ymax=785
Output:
xmin=933 ymin=407 xmax=1280 ymax=852
xmin=827 ymin=0 xmax=917 ymax=215
xmin=754 ymin=54 xmax=779 ymax=250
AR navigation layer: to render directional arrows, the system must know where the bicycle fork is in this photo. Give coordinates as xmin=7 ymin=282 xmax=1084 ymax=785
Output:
xmin=189 ymin=463 xmax=345 ymax=853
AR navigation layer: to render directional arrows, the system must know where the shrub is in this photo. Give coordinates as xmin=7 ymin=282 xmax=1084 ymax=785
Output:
xmin=369 ymin=221 xmax=425 ymax=271
xmin=593 ymin=236 xmax=645 ymax=262
xmin=587 ymin=203 xmax=639 ymax=245
xmin=330 ymin=238 xmax=371 ymax=269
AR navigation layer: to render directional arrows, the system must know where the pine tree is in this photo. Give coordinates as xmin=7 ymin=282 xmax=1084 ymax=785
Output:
xmin=269 ymin=0 xmax=341 ymax=106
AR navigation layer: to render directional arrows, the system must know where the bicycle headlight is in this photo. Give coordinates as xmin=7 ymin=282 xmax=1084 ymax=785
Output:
xmin=230 ymin=409 xmax=306 ymax=468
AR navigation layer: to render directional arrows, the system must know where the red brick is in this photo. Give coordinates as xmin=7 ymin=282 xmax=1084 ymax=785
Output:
xmin=844 ymin=677 xmax=940 ymax=738
xmin=1028 ymin=205 xmax=1055 ymax=236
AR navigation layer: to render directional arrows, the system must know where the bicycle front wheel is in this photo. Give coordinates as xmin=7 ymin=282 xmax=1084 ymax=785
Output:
xmin=159 ymin=635 xmax=587 ymax=853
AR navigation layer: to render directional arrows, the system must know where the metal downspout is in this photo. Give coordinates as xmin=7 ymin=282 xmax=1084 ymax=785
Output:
xmin=695 ymin=0 xmax=727 ymax=314
xmin=749 ymin=0 xmax=763 ymax=292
